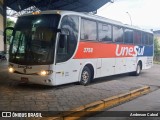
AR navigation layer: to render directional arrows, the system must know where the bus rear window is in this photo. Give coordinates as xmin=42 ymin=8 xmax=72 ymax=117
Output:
xmin=142 ymin=33 xmax=149 ymax=45
xmin=149 ymin=34 xmax=153 ymax=45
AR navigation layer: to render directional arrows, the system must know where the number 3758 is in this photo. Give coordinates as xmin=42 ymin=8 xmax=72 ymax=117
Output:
xmin=83 ymin=48 xmax=93 ymax=53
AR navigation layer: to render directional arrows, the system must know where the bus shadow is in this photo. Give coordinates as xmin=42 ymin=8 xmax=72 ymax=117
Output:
xmin=12 ymin=80 xmax=76 ymax=91
xmin=90 ymin=72 xmax=146 ymax=85
xmin=17 ymin=82 xmax=54 ymax=90
xmin=91 ymin=73 xmax=128 ymax=85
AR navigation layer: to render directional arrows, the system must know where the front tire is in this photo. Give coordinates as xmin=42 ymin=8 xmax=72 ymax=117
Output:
xmin=80 ymin=66 xmax=91 ymax=86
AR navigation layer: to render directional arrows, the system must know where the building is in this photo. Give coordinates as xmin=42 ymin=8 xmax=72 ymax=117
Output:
xmin=0 ymin=0 xmax=111 ymax=55
xmin=0 ymin=0 xmax=4 ymax=54
xmin=154 ymin=30 xmax=160 ymax=38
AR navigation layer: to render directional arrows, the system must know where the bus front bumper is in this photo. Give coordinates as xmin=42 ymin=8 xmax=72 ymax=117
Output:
xmin=8 ymin=73 xmax=55 ymax=86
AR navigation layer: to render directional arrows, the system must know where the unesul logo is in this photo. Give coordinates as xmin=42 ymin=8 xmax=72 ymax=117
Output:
xmin=116 ymin=44 xmax=145 ymax=57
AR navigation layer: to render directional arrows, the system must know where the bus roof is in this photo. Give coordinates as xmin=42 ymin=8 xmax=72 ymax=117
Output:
xmin=20 ymin=10 xmax=153 ymax=34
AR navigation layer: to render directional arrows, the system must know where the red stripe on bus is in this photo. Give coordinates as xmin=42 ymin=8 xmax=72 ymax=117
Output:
xmin=74 ymin=41 xmax=136 ymax=59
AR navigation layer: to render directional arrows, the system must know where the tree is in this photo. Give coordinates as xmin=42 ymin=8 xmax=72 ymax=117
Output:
xmin=7 ymin=18 xmax=15 ymax=27
xmin=154 ymin=37 xmax=160 ymax=61
xmin=154 ymin=38 xmax=160 ymax=55
xmin=6 ymin=18 xmax=15 ymax=44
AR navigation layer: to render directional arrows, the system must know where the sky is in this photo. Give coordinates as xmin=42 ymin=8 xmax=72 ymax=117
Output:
xmin=97 ymin=0 xmax=160 ymax=30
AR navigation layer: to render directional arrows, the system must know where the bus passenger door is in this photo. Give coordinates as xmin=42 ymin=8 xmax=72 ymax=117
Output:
xmin=96 ymin=58 xmax=102 ymax=77
xmin=54 ymin=15 xmax=79 ymax=85
xmin=55 ymin=61 xmax=79 ymax=85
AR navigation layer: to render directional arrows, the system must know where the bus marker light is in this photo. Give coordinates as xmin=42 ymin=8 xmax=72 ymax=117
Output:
xmin=32 ymin=11 xmax=41 ymax=15
xmin=56 ymin=11 xmax=61 ymax=14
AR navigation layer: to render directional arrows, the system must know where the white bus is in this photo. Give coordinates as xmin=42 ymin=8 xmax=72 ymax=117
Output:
xmin=8 ymin=10 xmax=153 ymax=86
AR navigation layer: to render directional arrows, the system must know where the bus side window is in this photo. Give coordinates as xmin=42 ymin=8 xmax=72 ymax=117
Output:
xmin=134 ymin=31 xmax=141 ymax=45
xmin=80 ymin=19 xmax=97 ymax=41
xmin=124 ymin=28 xmax=133 ymax=44
xmin=113 ymin=26 xmax=123 ymax=43
xmin=98 ymin=22 xmax=112 ymax=42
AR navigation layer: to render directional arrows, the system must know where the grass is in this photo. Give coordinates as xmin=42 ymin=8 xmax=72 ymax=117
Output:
xmin=154 ymin=61 xmax=160 ymax=65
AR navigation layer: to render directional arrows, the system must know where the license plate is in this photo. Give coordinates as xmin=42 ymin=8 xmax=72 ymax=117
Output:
xmin=21 ymin=77 xmax=29 ymax=82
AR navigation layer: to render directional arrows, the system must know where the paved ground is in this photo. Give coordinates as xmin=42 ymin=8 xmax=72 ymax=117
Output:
xmin=87 ymin=86 xmax=160 ymax=120
xmin=0 ymin=61 xmax=160 ymax=113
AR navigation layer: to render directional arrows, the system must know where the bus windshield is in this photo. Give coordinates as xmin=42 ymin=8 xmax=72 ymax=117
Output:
xmin=9 ymin=14 xmax=60 ymax=65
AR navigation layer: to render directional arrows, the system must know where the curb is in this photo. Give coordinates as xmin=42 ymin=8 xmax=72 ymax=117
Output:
xmin=41 ymin=86 xmax=150 ymax=120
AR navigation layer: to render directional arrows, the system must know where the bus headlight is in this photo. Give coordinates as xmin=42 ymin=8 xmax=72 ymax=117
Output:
xmin=39 ymin=70 xmax=53 ymax=76
xmin=8 ymin=67 xmax=15 ymax=73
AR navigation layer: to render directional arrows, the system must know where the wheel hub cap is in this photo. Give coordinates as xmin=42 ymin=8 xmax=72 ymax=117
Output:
xmin=82 ymin=71 xmax=89 ymax=83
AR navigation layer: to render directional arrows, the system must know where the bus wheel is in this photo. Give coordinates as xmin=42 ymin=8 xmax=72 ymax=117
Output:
xmin=80 ymin=66 xmax=91 ymax=86
xmin=134 ymin=62 xmax=141 ymax=76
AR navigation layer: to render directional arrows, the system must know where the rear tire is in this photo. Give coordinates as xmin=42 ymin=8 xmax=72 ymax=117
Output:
xmin=133 ymin=62 xmax=141 ymax=76
xmin=80 ymin=66 xmax=91 ymax=86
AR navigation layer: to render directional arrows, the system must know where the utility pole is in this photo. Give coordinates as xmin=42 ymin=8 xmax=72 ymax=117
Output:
xmin=126 ymin=12 xmax=132 ymax=26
